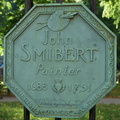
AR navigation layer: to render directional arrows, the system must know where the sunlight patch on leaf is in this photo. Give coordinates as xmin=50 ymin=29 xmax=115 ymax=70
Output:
xmin=100 ymin=0 xmax=120 ymax=28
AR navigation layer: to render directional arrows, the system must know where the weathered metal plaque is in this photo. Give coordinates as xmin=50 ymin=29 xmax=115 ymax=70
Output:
xmin=4 ymin=4 xmax=116 ymax=118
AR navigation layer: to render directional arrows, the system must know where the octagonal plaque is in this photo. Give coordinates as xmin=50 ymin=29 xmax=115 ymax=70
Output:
xmin=4 ymin=3 xmax=116 ymax=118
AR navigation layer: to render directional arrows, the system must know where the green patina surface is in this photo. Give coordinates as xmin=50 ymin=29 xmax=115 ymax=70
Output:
xmin=4 ymin=3 xmax=117 ymax=119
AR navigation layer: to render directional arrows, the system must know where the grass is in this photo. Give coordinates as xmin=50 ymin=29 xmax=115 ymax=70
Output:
xmin=0 ymin=102 xmax=120 ymax=120
xmin=105 ymin=84 xmax=120 ymax=98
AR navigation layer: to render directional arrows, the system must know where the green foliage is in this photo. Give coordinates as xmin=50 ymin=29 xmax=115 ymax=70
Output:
xmin=0 ymin=81 xmax=3 ymax=90
xmin=0 ymin=0 xmax=24 ymax=55
xmin=100 ymin=0 xmax=120 ymax=28
xmin=0 ymin=0 xmax=24 ymax=35
xmin=0 ymin=36 xmax=3 ymax=55
xmin=33 ymin=0 xmax=50 ymax=4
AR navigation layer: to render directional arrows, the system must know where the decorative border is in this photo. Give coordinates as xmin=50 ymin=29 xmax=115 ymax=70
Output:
xmin=4 ymin=4 xmax=116 ymax=118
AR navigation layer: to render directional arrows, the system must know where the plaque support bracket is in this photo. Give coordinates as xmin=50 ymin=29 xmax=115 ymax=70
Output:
xmin=24 ymin=0 xmax=32 ymax=119
xmin=89 ymin=105 xmax=96 ymax=120
xmin=24 ymin=107 xmax=30 ymax=120
xmin=55 ymin=118 xmax=61 ymax=120
xmin=23 ymin=0 xmax=96 ymax=120
xmin=89 ymin=0 xmax=96 ymax=120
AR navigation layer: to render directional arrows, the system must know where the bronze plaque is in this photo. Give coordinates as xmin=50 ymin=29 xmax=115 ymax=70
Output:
xmin=4 ymin=4 xmax=116 ymax=118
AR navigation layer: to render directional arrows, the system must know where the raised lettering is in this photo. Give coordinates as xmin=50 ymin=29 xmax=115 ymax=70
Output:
xmin=50 ymin=38 xmax=56 ymax=45
xmin=42 ymin=30 xmax=48 ymax=45
xmin=86 ymin=48 xmax=98 ymax=62
xmin=35 ymin=64 xmax=81 ymax=76
xmin=69 ymin=69 xmax=75 ymax=76
xmin=48 ymin=49 xmax=52 ymax=61
xmin=76 ymin=48 xmax=87 ymax=62
xmin=55 ymin=69 xmax=61 ymax=75
xmin=63 ymin=66 xmax=69 ymax=75
xmin=21 ymin=43 xmax=31 ymax=61
xmin=42 ymin=30 xmax=73 ymax=45
xmin=21 ymin=45 xmax=98 ymax=62
xmin=42 ymin=68 xmax=48 ymax=75
xmin=57 ymin=32 xmax=63 ymax=44
xmin=33 ymin=49 xmax=45 ymax=61
xmin=50 ymin=67 xmax=54 ymax=75
xmin=68 ymin=83 xmax=91 ymax=94
xmin=55 ymin=49 xmax=63 ymax=61
xmin=28 ymin=81 xmax=48 ymax=91
xmin=76 ymin=69 xmax=81 ymax=75
xmin=66 ymin=38 xmax=72 ymax=45
xmin=35 ymin=63 xmax=44 ymax=75
xmin=65 ymin=48 xmax=75 ymax=61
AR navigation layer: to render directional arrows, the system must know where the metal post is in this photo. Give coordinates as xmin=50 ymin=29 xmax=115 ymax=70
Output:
xmin=55 ymin=118 xmax=61 ymax=120
xmin=24 ymin=1 xmax=33 ymax=119
xmin=56 ymin=0 xmax=63 ymax=3
xmin=90 ymin=0 xmax=96 ymax=14
xmin=24 ymin=107 xmax=30 ymax=120
xmin=89 ymin=1 xmax=96 ymax=119
xmin=89 ymin=105 xmax=96 ymax=120
xmin=25 ymin=0 xmax=33 ymax=14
